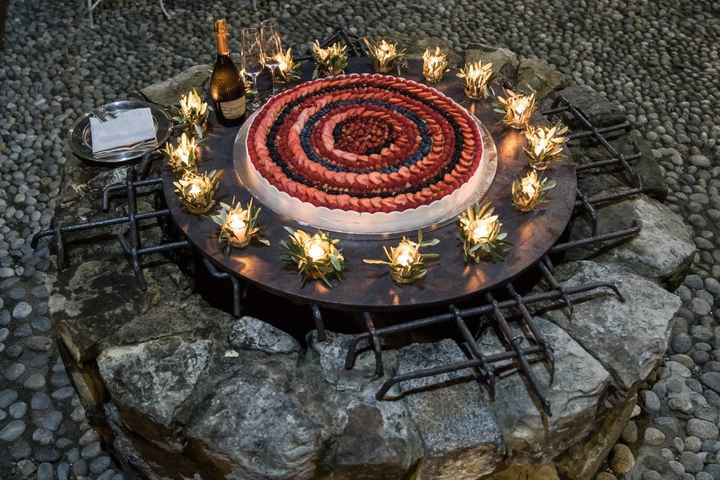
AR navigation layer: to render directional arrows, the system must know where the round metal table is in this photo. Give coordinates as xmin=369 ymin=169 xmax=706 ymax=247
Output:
xmin=163 ymin=58 xmax=577 ymax=311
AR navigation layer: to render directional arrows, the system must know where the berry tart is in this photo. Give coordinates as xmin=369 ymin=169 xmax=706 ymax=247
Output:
xmin=235 ymin=73 xmax=496 ymax=235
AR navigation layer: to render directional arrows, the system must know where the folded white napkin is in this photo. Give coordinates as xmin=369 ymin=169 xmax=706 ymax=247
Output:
xmin=90 ymin=108 xmax=157 ymax=153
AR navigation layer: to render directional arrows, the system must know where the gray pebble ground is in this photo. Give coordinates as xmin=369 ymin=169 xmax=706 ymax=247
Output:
xmin=1 ymin=0 xmax=719 ymax=479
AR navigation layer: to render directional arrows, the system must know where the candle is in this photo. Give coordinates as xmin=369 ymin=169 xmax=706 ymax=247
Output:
xmin=524 ymin=122 xmax=569 ymax=170
xmin=312 ymin=41 xmax=348 ymax=77
xmin=283 ymin=228 xmax=344 ymax=286
xmin=457 ymin=61 xmax=494 ymax=100
xmin=459 ymin=203 xmax=510 ymax=263
xmin=273 ymin=47 xmax=301 ymax=83
xmin=188 ymin=182 xmax=202 ymax=197
xmin=363 ymin=232 xmax=440 ymax=284
xmin=306 ymin=240 xmax=327 ymax=262
xmin=471 ymin=217 xmax=495 ymax=243
xmin=214 ymin=198 xmax=268 ymax=249
xmin=178 ymin=88 xmax=209 ymax=137
xmin=165 ymin=133 xmax=199 ymax=175
xmin=394 ymin=244 xmax=416 ymax=267
xmin=512 ymin=170 xmax=554 ymax=212
xmin=173 ymin=169 xmax=224 ymax=215
xmin=498 ymin=89 xmax=537 ymax=130
xmin=364 ymin=38 xmax=405 ymax=74
xmin=422 ymin=47 xmax=449 ymax=84
xmin=227 ymin=212 xmax=247 ymax=240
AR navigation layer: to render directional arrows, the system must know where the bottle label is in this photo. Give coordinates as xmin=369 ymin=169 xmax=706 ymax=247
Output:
xmin=220 ymin=96 xmax=246 ymax=119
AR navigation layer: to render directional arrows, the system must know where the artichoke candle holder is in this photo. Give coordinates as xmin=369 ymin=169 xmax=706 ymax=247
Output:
xmin=458 ymin=202 xmax=511 ymax=263
xmin=282 ymin=228 xmax=344 ymax=287
xmin=178 ymin=89 xmax=209 ymax=138
xmin=457 ymin=61 xmax=494 ymax=100
xmin=422 ymin=47 xmax=449 ymax=84
xmin=524 ymin=123 xmax=569 ymax=171
xmin=363 ymin=231 xmax=439 ymax=284
xmin=274 ymin=47 xmax=302 ymax=83
xmin=312 ymin=41 xmax=348 ymax=77
xmin=512 ymin=170 xmax=556 ymax=212
xmin=164 ymin=132 xmax=199 ymax=176
xmin=173 ymin=170 xmax=224 ymax=215
xmin=497 ymin=89 xmax=536 ymax=130
xmin=364 ymin=38 xmax=405 ymax=74
xmin=212 ymin=198 xmax=269 ymax=250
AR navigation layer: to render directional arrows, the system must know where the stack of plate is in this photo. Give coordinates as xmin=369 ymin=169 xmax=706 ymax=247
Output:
xmin=70 ymin=99 xmax=173 ymax=165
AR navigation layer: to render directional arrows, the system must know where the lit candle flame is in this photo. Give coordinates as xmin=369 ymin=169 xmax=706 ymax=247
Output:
xmin=228 ymin=212 xmax=247 ymax=238
xmin=422 ymin=47 xmax=449 ymax=84
xmin=306 ymin=241 xmax=327 ymax=262
xmin=188 ymin=182 xmax=202 ymax=198
xmin=394 ymin=244 xmax=416 ymax=267
xmin=457 ymin=60 xmax=494 ymax=99
xmin=498 ymin=89 xmax=537 ymax=130
xmin=471 ymin=217 xmax=496 ymax=243
xmin=521 ymin=176 xmax=537 ymax=197
xmin=524 ymin=122 xmax=569 ymax=170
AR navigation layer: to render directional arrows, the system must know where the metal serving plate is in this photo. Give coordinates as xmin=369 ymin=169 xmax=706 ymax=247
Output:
xmin=69 ymin=99 xmax=173 ymax=165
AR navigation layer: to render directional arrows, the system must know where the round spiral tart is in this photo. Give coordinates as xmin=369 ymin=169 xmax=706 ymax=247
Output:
xmin=246 ymin=74 xmax=485 ymax=214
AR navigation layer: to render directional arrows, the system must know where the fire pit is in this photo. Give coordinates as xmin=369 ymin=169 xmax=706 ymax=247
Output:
xmin=37 ymin=36 xmax=691 ymax=480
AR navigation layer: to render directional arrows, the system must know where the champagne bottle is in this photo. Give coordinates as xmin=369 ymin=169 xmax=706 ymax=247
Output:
xmin=210 ymin=19 xmax=246 ymax=126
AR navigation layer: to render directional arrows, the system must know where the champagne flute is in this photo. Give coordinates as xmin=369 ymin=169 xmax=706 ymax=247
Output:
xmin=260 ymin=19 xmax=283 ymax=90
xmin=241 ymin=27 xmax=263 ymax=100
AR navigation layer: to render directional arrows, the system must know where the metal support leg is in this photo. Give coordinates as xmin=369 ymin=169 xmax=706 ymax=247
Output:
xmin=311 ymin=304 xmax=327 ymax=342
xmin=203 ymin=258 xmax=247 ymax=318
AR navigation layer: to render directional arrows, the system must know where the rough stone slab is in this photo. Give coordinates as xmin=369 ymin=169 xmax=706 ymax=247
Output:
xmin=228 ymin=316 xmax=300 ymax=354
xmin=554 ymin=85 xmax=626 ymax=128
xmin=548 ymin=261 xmax=681 ymax=390
xmin=186 ymin=353 xmax=322 ymax=480
xmin=479 ymin=318 xmax=611 ymax=463
xmin=299 ymin=331 xmax=423 ymax=479
xmin=556 ymin=394 xmax=637 ymax=480
xmin=567 ymin=195 xmax=695 ymax=289
xmin=53 ymin=256 xmax=230 ymax=365
xmin=516 ymin=56 xmax=571 ymax=99
xmin=465 ymin=44 xmax=519 ymax=80
xmin=97 ymin=336 xmax=211 ymax=430
xmin=484 ymin=464 xmax=560 ymax=480
xmin=394 ymin=340 xmax=503 ymax=480
xmin=140 ymin=64 xmax=211 ymax=106
xmin=573 ymin=131 xmax=668 ymax=201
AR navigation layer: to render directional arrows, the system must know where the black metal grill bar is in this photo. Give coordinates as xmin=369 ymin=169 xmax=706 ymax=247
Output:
xmin=547 ymin=96 xmax=642 ymax=189
xmin=203 ymin=258 xmax=246 ymax=317
xmin=452 ymin=305 xmax=496 ymax=398
xmin=506 ymin=283 xmax=555 ymax=383
xmin=550 ymin=223 xmax=641 ymax=254
xmin=344 ymin=280 xmax=622 ymax=374
xmin=103 ymin=177 xmax=163 ymax=211
xmin=575 ymin=152 xmax=642 ymax=172
xmin=567 ymin=122 xmax=630 ymax=140
xmin=30 ymin=209 xmax=171 ymax=248
xmin=538 ymin=256 xmax=573 ymax=318
xmin=485 ymin=292 xmax=551 ymax=414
